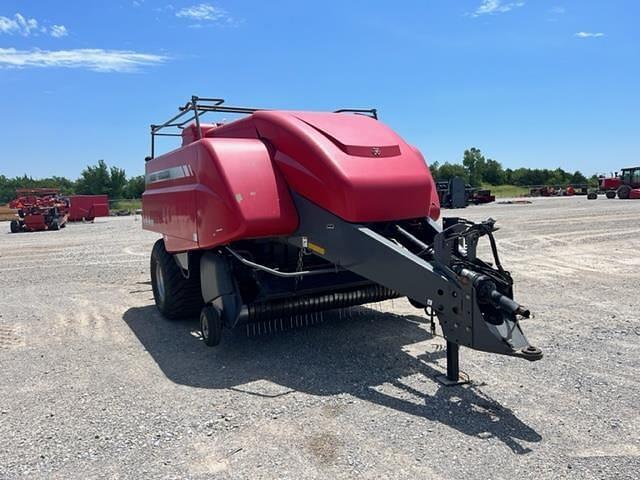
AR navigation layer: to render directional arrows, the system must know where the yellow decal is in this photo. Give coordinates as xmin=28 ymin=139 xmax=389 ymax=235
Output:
xmin=307 ymin=241 xmax=326 ymax=255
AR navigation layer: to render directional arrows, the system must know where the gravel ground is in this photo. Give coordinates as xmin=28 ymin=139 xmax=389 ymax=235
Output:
xmin=0 ymin=196 xmax=638 ymax=479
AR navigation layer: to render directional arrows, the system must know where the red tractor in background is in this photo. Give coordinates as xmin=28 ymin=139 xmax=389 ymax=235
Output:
xmin=8 ymin=188 xmax=69 ymax=233
xmin=597 ymin=166 xmax=640 ymax=199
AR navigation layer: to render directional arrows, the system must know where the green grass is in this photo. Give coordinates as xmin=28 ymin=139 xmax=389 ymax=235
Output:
xmin=481 ymin=184 xmax=529 ymax=198
xmin=111 ymin=199 xmax=142 ymax=211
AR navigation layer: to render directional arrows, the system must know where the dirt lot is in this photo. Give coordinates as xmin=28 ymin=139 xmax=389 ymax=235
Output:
xmin=0 ymin=196 xmax=638 ymax=479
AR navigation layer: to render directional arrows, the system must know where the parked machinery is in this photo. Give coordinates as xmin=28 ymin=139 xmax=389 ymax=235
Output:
xmin=469 ymin=189 xmax=496 ymax=205
xmin=8 ymin=188 xmax=69 ymax=233
xmin=530 ymin=184 xmax=588 ymax=197
xmin=436 ymin=177 xmax=468 ymax=208
xmin=68 ymin=195 xmax=110 ymax=221
xmin=142 ymin=97 xmax=541 ymax=382
xmin=596 ymin=167 xmax=640 ymax=199
xmin=436 ymin=177 xmax=495 ymax=208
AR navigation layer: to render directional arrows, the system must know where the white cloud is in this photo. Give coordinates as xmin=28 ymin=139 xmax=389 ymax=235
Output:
xmin=0 ymin=13 xmax=39 ymax=36
xmin=0 ymin=13 xmax=68 ymax=37
xmin=550 ymin=6 xmax=566 ymax=14
xmin=50 ymin=25 xmax=68 ymax=38
xmin=575 ymin=32 xmax=604 ymax=38
xmin=0 ymin=48 xmax=168 ymax=72
xmin=472 ymin=0 xmax=525 ymax=17
xmin=176 ymin=3 xmax=232 ymax=23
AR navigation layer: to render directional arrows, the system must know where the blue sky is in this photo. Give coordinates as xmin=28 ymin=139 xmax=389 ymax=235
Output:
xmin=0 ymin=1 xmax=637 ymax=179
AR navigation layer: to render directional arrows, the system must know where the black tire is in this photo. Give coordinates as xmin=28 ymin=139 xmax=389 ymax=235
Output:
xmin=10 ymin=220 xmax=20 ymax=233
xmin=617 ymin=185 xmax=631 ymax=200
xmin=49 ymin=219 xmax=60 ymax=231
xmin=200 ymin=305 xmax=223 ymax=347
xmin=150 ymin=239 xmax=203 ymax=319
xmin=587 ymin=192 xmax=597 ymax=200
xmin=605 ymin=191 xmax=616 ymax=199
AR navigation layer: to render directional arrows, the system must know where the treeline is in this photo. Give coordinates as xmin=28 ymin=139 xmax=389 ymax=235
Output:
xmin=430 ymin=148 xmax=595 ymax=187
xmin=2 ymin=149 xmax=597 ymax=204
xmin=0 ymin=160 xmax=144 ymax=204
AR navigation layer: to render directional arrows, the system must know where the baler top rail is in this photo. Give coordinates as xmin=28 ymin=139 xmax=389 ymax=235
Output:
xmin=148 ymin=96 xmax=378 ymax=159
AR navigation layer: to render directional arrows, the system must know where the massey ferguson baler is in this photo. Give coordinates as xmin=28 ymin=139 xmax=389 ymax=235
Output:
xmin=143 ymin=97 xmax=541 ymax=383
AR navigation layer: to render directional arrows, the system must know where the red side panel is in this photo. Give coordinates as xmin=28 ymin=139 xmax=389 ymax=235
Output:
xmin=600 ymin=177 xmax=621 ymax=190
xmin=68 ymin=195 xmax=109 ymax=221
xmin=143 ymin=138 xmax=298 ymax=252
xmin=251 ymin=111 xmax=439 ymax=222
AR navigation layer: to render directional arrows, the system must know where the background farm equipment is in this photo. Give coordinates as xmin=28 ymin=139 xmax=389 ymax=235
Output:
xmin=8 ymin=188 xmax=69 ymax=233
xmin=594 ymin=166 xmax=640 ymax=199
xmin=142 ymin=96 xmax=541 ymax=383
xmin=436 ymin=177 xmax=495 ymax=208
xmin=436 ymin=177 xmax=467 ymax=208
xmin=529 ymin=184 xmax=588 ymax=197
xmin=469 ymin=188 xmax=496 ymax=204
xmin=67 ymin=195 xmax=110 ymax=221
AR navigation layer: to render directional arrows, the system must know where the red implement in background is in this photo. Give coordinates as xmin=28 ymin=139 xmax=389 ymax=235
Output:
xmin=68 ymin=195 xmax=110 ymax=221
xmin=9 ymin=188 xmax=69 ymax=233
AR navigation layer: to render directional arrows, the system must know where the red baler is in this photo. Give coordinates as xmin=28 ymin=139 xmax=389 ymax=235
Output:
xmin=142 ymin=97 xmax=541 ymax=382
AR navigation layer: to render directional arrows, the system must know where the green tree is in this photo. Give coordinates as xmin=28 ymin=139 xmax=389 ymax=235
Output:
xmin=436 ymin=162 xmax=469 ymax=182
xmin=504 ymin=168 xmax=514 ymax=185
xmin=0 ymin=174 xmax=78 ymax=203
xmin=124 ymin=175 xmax=145 ymax=198
xmin=482 ymin=159 xmax=505 ymax=185
xmin=76 ymin=159 xmax=111 ymax=195
xmin=428 ymin=161 xmax=440 ymax=179
xmin=50 ymin=176 xmax=76 ymax=195
xmin=109 ymin=166 xmax=127 ymax=199
xmin=569 ymin=170 xmax=588 ymax=185
xmin=463 ymin=148 xmax=486 ymax=186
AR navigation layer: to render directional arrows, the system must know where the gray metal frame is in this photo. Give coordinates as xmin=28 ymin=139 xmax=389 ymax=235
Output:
xmin=286 ymin=194 xmax=541 ymax=362
xmin=148 ymin=96 xmax=378 ymax=160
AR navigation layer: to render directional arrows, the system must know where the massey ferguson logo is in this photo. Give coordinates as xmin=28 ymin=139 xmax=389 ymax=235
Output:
xmin=371 ymin=147 xmax=381 ymax=157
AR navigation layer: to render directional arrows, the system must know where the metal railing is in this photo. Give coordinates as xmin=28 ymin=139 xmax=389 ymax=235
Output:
xmin=148 ymin=96 xmax=378 ymax=160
